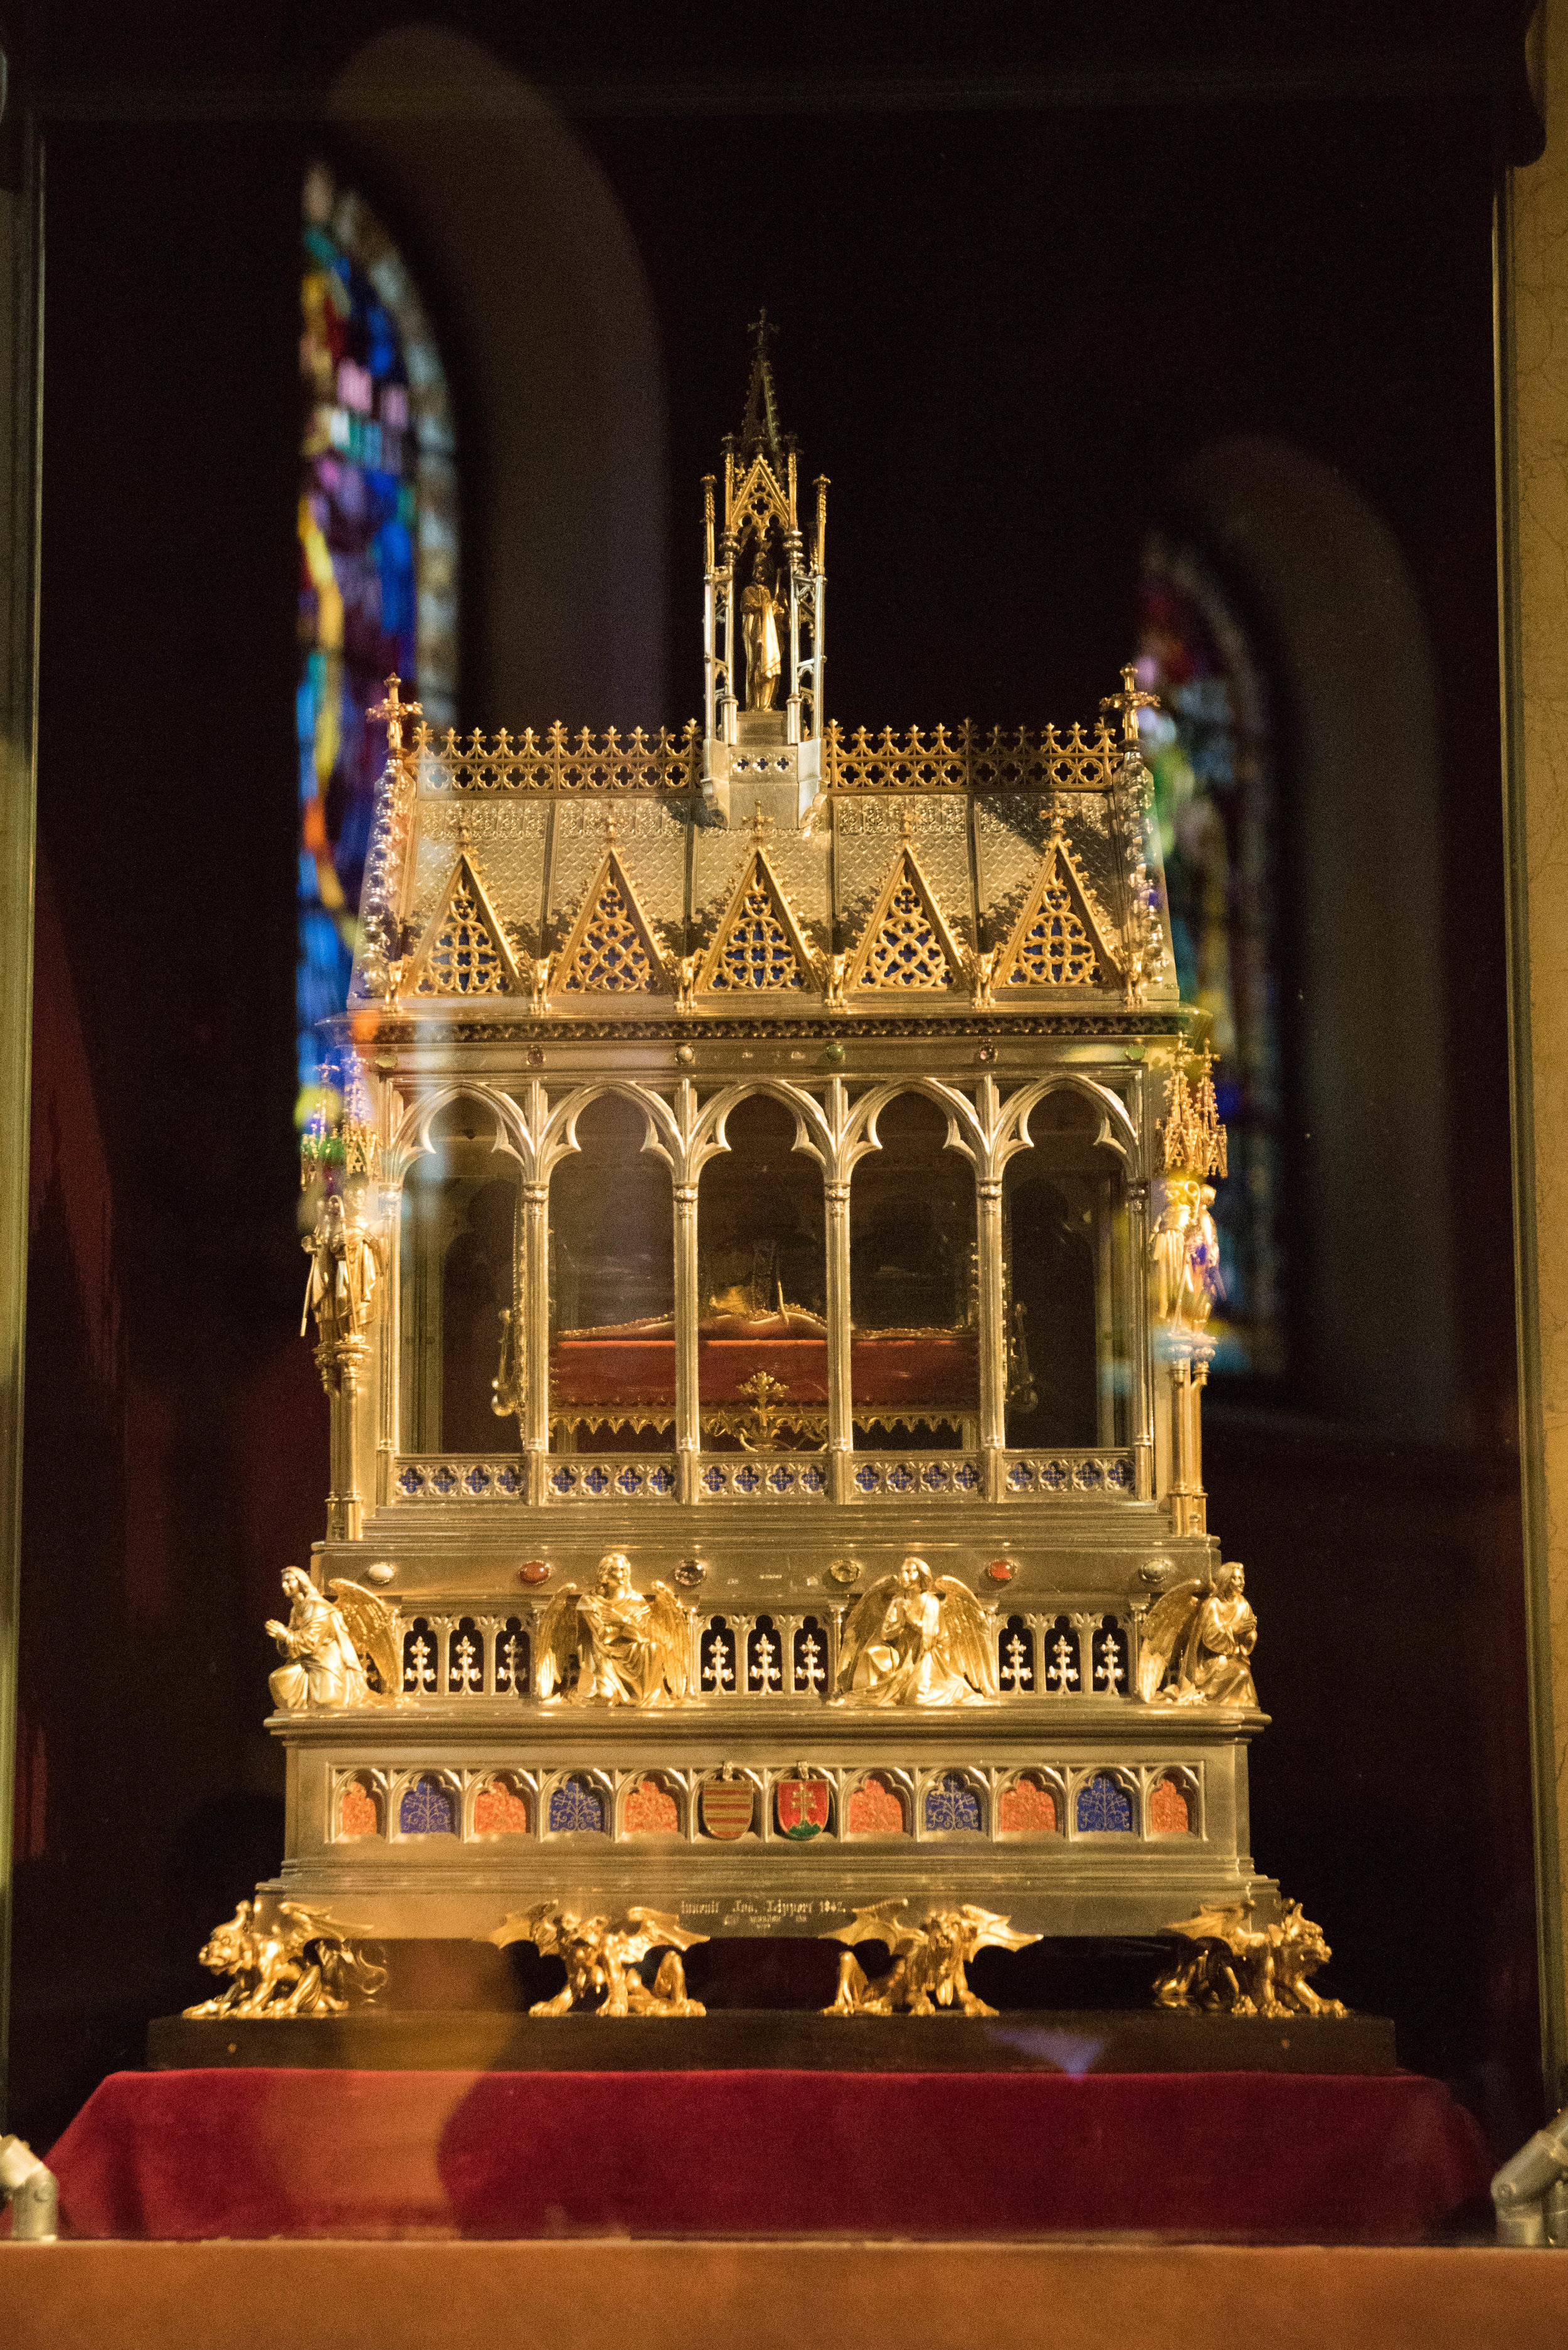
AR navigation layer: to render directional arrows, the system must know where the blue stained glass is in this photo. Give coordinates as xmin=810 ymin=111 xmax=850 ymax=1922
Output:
xmin=1076 ymin=1773 xmax=1133 ymax=1833
xmin=295 ymin=163 xmax=457 ymax=1130
xmin=549 ymin=1778 xmax=605 ymax=1834
xmin=1136 ymin=538 xmax=1281 ymax=1378
xmin=924 ymin=1773 xmax=982 ymax=1833
xmin=400 ymin=1779 xmax=455 ymax=1834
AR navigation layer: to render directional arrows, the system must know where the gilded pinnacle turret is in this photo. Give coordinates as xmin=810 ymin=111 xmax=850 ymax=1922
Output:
xmin=1160 ymin=1047 xmax=1229 ymax=1181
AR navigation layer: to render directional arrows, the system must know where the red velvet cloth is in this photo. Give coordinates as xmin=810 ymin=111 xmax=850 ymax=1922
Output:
xmin=43 ymin=2070 xmax=1490 ymax=2242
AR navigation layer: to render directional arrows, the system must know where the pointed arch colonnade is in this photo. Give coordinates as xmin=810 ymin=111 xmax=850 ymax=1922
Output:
xmin=371 ymin=1069 xmax=1148 ymax=1516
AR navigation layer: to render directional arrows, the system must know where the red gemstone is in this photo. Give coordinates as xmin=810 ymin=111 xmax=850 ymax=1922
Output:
xmin=519 ymin=1561 xmax=551 ymax=1585
xmin=987 ymin=1559 xmax=1015 ymax=1583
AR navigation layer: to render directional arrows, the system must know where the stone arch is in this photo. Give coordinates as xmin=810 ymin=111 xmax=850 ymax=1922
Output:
xmin=326 ymin=27 xmax=667 ymax=727
xmin=1167 ymin=433 xmax=1453 ymax=1433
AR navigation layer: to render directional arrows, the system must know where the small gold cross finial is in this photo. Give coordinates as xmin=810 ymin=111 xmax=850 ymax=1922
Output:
xmin=1100 ymin=661 xmax=1158 ymax=747
xmin=369 ymin=672 xmax=423 ymax=753
xmin=897 ymin=800 xmax=918 ymax=841
xmin=603 ymin=801 xmax=622 ymax=846
xmin=748 ymin=802 xmax=775 ymax=841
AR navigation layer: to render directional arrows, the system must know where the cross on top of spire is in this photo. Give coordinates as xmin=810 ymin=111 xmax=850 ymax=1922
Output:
xmin=738 ymin=309 xmax=788 ymax=464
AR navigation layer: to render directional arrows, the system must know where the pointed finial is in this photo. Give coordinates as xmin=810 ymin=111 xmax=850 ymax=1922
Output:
xmin=747 ymin=802 xmax=775 ymax=843
xmin=739 ymin=311 xmax=785 ymax=462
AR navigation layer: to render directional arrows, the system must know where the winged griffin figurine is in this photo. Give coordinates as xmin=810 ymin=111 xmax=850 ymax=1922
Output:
xmin=266 ymin=1566 xmax=400 ymax=1710
xmin=536 ymin=1550 xmax=691 ymax=1706
xmin=489 ymin=1904 xmax=707 ymax=2016
xmin=1135 ymin=1560 xmax=1258 ymax=1707
xmin=835 ymin=1555 xmax=997 ymax=1704
xmin=823 ymin=1902 xmax=1038 ymax=2016
xmin=1153 ymin=1898 xmax=1347 ymax=2020
xmin=184 ymin=1897 xmax=386 ymax=2019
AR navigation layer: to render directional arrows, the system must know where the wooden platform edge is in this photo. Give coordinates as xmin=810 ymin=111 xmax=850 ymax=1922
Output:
xmin=6 ymin=2241 xmax=1567 ymax=2350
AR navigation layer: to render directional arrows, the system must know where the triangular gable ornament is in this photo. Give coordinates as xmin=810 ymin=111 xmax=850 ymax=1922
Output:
xmin=408 ymin=850 xmax=522 ymax=998
xmin=997 ymin=816 xmax=1120 ymax=990
xmin=554 ymin=848 xmax=670 ymax=996
xmin=698 ymin=849 xmax=815 ymax=994
xmin=847 ymin=846 xmax=964 ymax=993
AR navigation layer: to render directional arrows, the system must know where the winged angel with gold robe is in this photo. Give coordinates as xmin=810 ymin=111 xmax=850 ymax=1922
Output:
xmin=266 ymin=1567 xmax=401 ymax=1711
xmin=1135 ymin=1562 xmax=1258 ymax=1707
xmin=835 ymin=1556 xmax=997 ymax=1706
xmin=536 ymin=1551 xmax=691 ymax=1706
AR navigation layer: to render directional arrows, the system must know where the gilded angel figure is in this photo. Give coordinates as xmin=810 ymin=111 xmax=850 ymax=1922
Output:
xmin=265 ymin=1567 xmax=400 ymax=1711
xmin=1136 ymin=1561 xmax=1258 ymax=1708
xmin=536 ymin=1551 xmax=691 ymax=1707
xmin=835 ymin=1555 xmax=997 ymax=1706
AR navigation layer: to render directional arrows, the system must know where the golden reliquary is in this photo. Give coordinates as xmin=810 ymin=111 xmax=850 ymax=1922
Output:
xmin=198 ymin=326 xmax=1337 ymax=2026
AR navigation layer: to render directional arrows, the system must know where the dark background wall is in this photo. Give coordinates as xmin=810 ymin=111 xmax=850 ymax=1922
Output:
xmin=6 ymin=1 xmax=1544 ymax=2153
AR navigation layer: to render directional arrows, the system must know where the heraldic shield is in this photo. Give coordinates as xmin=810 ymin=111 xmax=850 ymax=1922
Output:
xmin=776 ymin=1774 xmax=830 ymax=1841
xmin=701 ymin=1778 xmax=755 ymax=1841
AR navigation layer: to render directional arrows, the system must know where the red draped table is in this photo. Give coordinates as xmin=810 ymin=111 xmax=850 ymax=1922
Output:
xmin=39 ymin=2068 xmax=1491 ymax=2242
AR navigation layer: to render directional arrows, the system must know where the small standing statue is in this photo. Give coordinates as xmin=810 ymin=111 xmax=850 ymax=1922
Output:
xmin=536 ymin=1551 xmax=691 ymax=1706
xmin=835 ymin=1555 xmax=997 ymax=1706
xmin=1151 ymin=1176 xmax=1224 ymax=1328
xmin=1136 ymin=1560 xmax=1258 ymax=1707
xmin=741 ymin=567 xmax=783 ymax=710
xmin=823 ymin=1903 xmax=1038 ymax=2016
xmin=266 ymin=1566 xmax=400 ymax=1711
xmin=301 ymin=1190 xmax=381 ymax=1355
xmin=489 ymin=1905 xmax=707 ymax=2016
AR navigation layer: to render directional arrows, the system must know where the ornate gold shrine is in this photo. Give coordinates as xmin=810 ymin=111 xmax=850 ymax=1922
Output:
xmin=196 ymin=324 xmax=1338 ymax=2022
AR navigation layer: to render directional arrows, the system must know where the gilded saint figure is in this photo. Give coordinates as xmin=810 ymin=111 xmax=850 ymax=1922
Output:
xmin=301 ymin=1190 xmax=381 ymax=1349
xmin=835 ymin=1556 xmax=997 ymax=1706
xmin=536 ymin=1551 xmax=691 ymax=1706
xmin=740 ymin=570 xmax=783 ymax=710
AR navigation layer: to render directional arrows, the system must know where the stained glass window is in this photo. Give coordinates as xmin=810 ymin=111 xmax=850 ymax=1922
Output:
xmin=1135 ymin=537 xmax=1281 ymax=1378
xmin=297 ymin=161 xmax=457 ymax=1123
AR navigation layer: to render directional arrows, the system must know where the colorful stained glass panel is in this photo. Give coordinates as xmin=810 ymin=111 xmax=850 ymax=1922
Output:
xmin=297 ymin=162 xmax=457 ymax=1122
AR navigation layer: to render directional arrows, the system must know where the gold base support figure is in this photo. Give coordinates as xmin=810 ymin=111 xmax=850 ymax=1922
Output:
xmin=823 ymin=1903 xmax=1038 ymax=2016
xmin=489 ymin=1905 xmax=708 ymax=2016
xmin=1153 ymin=1898 xmax=1348 ymax=2019
xmin=184 ymin=1899 xmax=386 ymax=2019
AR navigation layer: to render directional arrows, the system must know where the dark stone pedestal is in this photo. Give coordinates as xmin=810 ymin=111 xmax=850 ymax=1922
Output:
xmin=150 ymin=2006 xmax=1396 ymax=2073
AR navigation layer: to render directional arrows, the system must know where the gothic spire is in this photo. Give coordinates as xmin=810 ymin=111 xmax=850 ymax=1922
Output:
xmin=738 ymin=310 xmax=788 ymax=465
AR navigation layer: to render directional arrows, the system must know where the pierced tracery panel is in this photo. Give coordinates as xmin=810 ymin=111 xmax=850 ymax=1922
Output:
xmin=414 ymin=866 xmax=511 ymax=996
